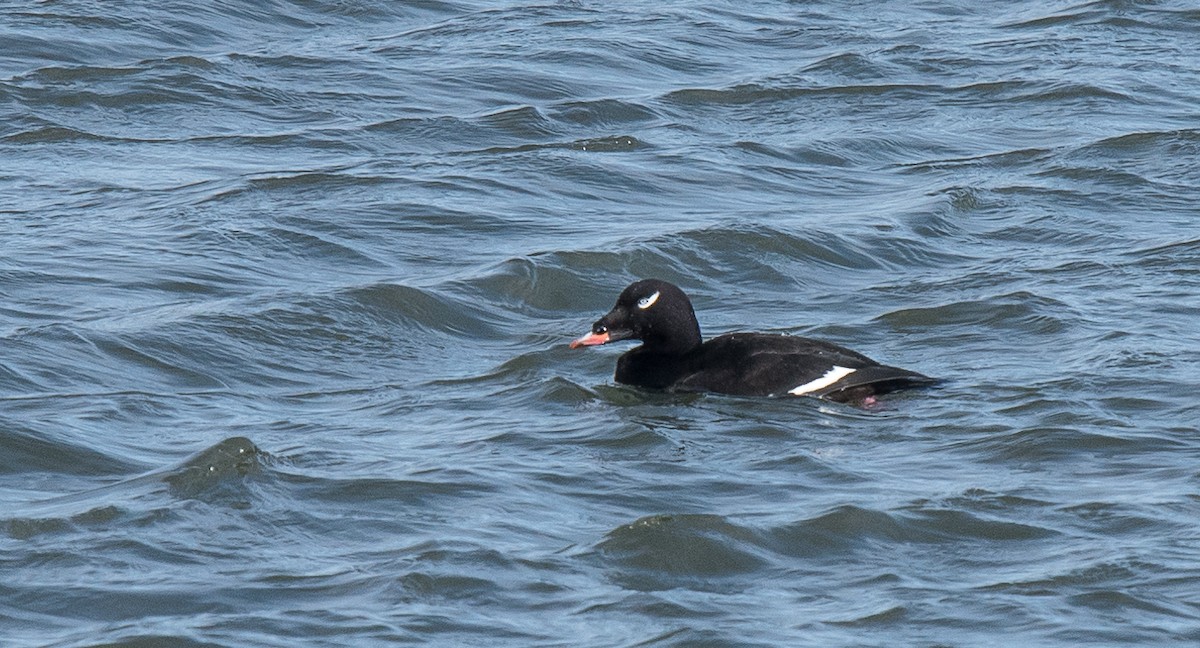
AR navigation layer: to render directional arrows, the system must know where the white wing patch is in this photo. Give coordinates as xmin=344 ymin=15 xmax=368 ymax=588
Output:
xmin=788 ymin=366 xmax=856 ymax=396
xmin=637 ymin=291 xmax=660 ymax=310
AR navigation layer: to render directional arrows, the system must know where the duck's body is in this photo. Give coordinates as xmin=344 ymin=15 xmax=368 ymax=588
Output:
xmin=570 ymin=279 xmax=936 ymax=403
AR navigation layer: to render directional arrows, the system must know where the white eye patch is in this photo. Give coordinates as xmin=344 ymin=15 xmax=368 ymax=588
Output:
xmin=636 ymin=291 xmax=660 ymax=310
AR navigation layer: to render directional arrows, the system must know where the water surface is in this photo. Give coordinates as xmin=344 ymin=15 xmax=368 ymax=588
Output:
xmin=2 ymin=1 xmax=1199 ymax=646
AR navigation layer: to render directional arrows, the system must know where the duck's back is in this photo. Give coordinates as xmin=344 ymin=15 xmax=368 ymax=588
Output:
xmin=652 ymin=333 xmax=934 ymax=401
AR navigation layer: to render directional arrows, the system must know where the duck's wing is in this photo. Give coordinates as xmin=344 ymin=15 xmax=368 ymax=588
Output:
xmin=671 ymin=334 xmax=877 ymax=397
xmin=809 ymin=364 xmax=940 ymax=402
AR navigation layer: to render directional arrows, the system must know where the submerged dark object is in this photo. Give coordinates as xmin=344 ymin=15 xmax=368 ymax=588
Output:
xmin=35 ymin=436 xmax=263 ymax=507
xmin=570 ymin=279 xmax=936 ymax=403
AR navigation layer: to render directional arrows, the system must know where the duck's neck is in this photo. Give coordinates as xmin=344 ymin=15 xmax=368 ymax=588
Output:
xmin=642 ymin=319 xmax=702 ymax=356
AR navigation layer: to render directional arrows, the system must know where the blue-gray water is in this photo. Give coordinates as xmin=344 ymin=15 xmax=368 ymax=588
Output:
xmin=3 ymin=1 xmax=1199 ymax=646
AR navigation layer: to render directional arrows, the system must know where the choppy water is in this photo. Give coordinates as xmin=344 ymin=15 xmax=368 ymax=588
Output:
xmin=3 ymin=1 xmax=1199 ymax=646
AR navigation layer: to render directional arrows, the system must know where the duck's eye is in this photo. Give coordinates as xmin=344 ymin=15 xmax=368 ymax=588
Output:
xmin=593 ymin=324 xmax=608 ymax=335
xmin=636 ymin=291 xmax=660 ymax=310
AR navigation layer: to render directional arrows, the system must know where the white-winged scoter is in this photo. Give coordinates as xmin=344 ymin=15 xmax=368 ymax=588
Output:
xmin=570 ymin=279 xmax=936 ymax=403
